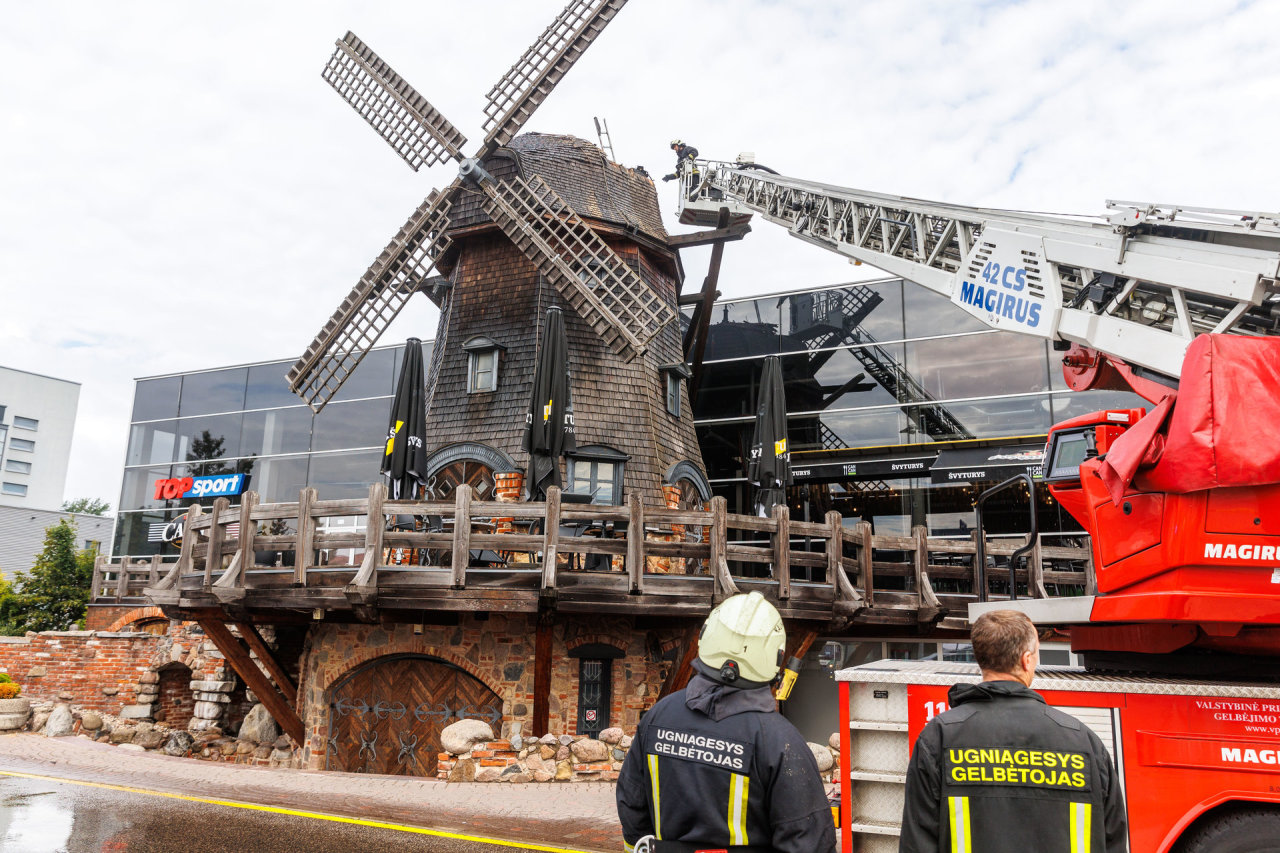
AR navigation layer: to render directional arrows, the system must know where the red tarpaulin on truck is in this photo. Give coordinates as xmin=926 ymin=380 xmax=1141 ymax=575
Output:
xmin=1097 ymin=334 xmax=1280 ymax=503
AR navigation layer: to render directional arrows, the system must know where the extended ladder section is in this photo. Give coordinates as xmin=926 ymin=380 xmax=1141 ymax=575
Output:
xmin=681 ymin=164 xmax=1280 ymax=379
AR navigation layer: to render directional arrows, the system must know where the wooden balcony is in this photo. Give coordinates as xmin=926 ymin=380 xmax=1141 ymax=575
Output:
xmin=93 ymin=484 xmax=1095 ymax=630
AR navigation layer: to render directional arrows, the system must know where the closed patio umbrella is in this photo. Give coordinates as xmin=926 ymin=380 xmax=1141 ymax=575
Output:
xmin=523 ymin=307 xmax=576 ymax=500
xmin=382 ymin=338 xmax=429 ymax=500
xmin=748 ymin=355 xmax=791 ymax=516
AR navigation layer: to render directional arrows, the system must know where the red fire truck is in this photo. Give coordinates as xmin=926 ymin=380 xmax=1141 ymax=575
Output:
xmin=678 ymin=163 xmax=1280 ymax=848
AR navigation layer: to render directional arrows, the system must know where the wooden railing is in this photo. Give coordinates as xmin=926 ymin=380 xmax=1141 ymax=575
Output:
xmin=101 ymin=484 xmax=1093 ymax=625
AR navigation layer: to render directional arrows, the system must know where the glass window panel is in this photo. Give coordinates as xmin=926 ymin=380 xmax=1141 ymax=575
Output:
xmin=120 ymin=466 xmax=174 ymax=511
xmin=903 ymin=280 xmax=990 ymax=337
xmin=925 ymin=484 xmax=978 ymax=536
xmin=1050 ymin=390 xmax=1148 ymax=425
xmin=887 ymin=642 xmax=928 ymax=660
xmin=254 ymin=456 xmax=311 ymax=503
xmin=905 ymin=333 xmax=1050 ymax=400
xmin=131 ymin=376 xmax=181 ymax=422
xmin=908 ymin=395 xmax=1053 ymax=445
xmin=695 ymin=423 xmax=749 ymax=479
xmin=240 ymin=407 xmax=313 ymax=457
xmin=693 ymin=361 xmax=757 ymax=420
xmin=178 ymin=367 xmax=247 ymax=417
xmin=783 ymin=343 xmax=907 ymax=412
xmin=4 ymin=460 xmax=31 ymax=474
xmin=702 ymin=298 xmax=781 ymax=360
xmin=13 ymin=416 xmax=37 ymax=431
xmin=8 ymin=438 xmax=34 ymax=452
xmin=307 ymin=450 xmax=381 ymax=499
xmin=332 ymin=347 xmax=396 ymax=402
xmin=244 ymin=361 xmax=300 ymax=410
xmin=805 ymin=409 xmax=907 ymax=452
xmin=1 ymin=483 xmax=27 ymax=496
xmin=311 ymin=398 xmax=388 ymax=452
xmin=174 ymin=414 xmax=243 ymax=466
xmin=112 ymin=510 xmax=185 ymax=559
xmin=126 ymin=421 xmax=179 ymax=466
xmin=779 ymin=281 xmax=904 ymax=352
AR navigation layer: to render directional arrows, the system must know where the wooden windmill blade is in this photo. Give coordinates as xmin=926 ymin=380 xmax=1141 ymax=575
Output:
xmin=324 ymin=32 xmax=469 ymax=171
xmin=479 ymin=175 xmax=676 ymax=361
xmin=479 ymin=0 xmax=628 ymax=155
xmin=287 ymin=188 xmax=455 ymax=412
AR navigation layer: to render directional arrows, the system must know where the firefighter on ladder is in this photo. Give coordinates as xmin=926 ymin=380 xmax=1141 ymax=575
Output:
xmin=616 ymin=592 xmax=836 ymax=853
xmin=662 ymin=139 xmax=700 ymax=195
xmin=901 ymin=610 xmax=1128 ymax=852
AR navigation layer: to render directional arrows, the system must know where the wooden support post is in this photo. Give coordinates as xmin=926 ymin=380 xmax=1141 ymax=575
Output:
xmin=114 ymin=558 xmax=127 ymax=602
xmin=709 ymin=497 xmax=739 ymax=599
xmin=234 ymin=622 xmax=297 ymax=705
xmin=451 ymin=484 xmax=473 ymax=589
xmin=148 ymin=554 xmax=162 ymax=587
xmin=294 ymin=488 xmax=316 ymax=586
xmin=541 ymin=487 xmax=561 ymax=591
xmin=532 ymin=610 xmax=554 ymax=736
xmin=346 ymin=482 xmax=385 ymax=610
xmin=658 ymin=627 xmax=701 ymax=699
xmin=773 ymin=504 xmax=791 ymax=599
xmin=855 ymin=521 xmax=874 ymax=607
xmin=178 ymin=504 xmax=201 ymax=576
xmin=204 ymin=497 xmax=230 ymax=591
xmin=912 ymin=526 xmax=944 ymax=623
xmin=198 ymin=619 xmax=304 ymax=745
xmin=627 ymin=493 xmax=645 ymax=593
xmin=828 ymin=512 xmax=863 ymax=607
xmin=238 ymin=491 xmax=257 ymax=572
xmin=685 ymin=207 xmax=732 ymax=405
xmin=1029 ymin=534 xmax=1049 ymax=599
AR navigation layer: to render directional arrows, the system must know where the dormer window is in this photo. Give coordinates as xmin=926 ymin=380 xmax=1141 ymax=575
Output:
xmin=659 ymin=363 xmax=692 ymax=418
xmin=463 ymin=336 xmax=506 ymax=394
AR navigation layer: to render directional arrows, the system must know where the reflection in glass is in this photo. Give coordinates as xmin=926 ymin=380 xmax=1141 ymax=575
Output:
xmin=907 ymin=395 xmax=1052 ymax=444
xmin=178 ymin=367 xmax=247 ymax=417
xmin=783 ymin=343 xmax=908 ymax=412
xmin=333 ymin=346 xmax=396 ymax=402
xmin=906 ymin=333 xmax=1050 ymax=399
xmin=174 ymin=414 xmax=244 ymax=467
xmin=779 ymin=281 xmax=904 ymax=351
xmin=240 ymin=407 xmax=312 ymax=457
xmin=702 ymin=299 xmax=781 ymax=360
xmin=245 ymin=361 xmax=301 ymax=410
xmin=308 ymin=450 xmax=381 ymax=499
xmin=254 ymin=456 xmax=311 ymax=503
xmin=120 ymin=466 xmax=174 ymax=511
xmin=132 ymin=376 xmax=181 ymax=422
xmin=127 ymin=421 xmax=179 ymax=466
xmin=804 ymin=409 xmax=905 ymax=452
xmin=1050 ymin=390 xmax=1148 ymax=424
xmin=903 ymin=280 xmax=989 ymax=337
xmin=312 ymin=398 xmax=387 ymax=452
xmin=113 ymin=510 xmax=185 ymax=559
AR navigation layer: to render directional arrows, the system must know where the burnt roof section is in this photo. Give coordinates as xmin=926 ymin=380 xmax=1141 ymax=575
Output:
xmin=446 ymin=133 xmax=668 ymax=246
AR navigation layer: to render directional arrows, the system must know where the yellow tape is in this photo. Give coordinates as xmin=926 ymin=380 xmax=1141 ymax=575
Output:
xmin=0 ymin=770 xmax=595 ymax=853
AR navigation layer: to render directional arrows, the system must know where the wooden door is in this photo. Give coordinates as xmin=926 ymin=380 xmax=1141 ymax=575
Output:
xmin=326 ymin=655 xmax=502 ymax=777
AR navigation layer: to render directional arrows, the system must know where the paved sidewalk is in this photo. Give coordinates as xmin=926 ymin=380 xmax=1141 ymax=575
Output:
xmin=0 ymin=733 xmax=623 ymax=852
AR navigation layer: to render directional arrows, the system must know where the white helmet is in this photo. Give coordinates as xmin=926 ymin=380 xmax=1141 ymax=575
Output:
xmin=670 ymin=138 xmax=683 ymax=147
xmin=697 ymin=592 xmax=786 ymax=686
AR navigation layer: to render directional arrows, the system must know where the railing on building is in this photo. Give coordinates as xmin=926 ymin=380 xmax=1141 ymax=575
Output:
xmin=92 ymin=484 xmax=1094 ymax=625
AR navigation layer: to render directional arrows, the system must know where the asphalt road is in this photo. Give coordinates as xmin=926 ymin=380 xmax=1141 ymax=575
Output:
xmin=0 ymin=773 xmax=589 ymax=853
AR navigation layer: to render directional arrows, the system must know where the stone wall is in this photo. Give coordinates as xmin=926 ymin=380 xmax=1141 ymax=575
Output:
xmin=295 ymin=614 xmax=684 ymax=770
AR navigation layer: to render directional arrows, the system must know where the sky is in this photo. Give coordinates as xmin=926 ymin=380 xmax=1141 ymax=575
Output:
xmin=2 ymin=0 xmax=1277 ymax=510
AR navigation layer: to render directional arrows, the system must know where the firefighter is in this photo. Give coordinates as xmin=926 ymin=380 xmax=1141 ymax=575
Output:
xmin=616 ymin=592 xmax=836 ymax=853
xmin=900 ymin=610 xmax=1128 ymax=853
xmin=662 ymin=139 xmax=700 ymax=189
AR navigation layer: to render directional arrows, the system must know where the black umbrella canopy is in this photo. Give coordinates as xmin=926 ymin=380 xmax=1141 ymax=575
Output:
xmin=382 ymin=339 xmax=429 ymax=500
xmin=748 ymin=355 xmax=791 ymax=516
xmin=523 ymin=308 xmax=576 ymax=500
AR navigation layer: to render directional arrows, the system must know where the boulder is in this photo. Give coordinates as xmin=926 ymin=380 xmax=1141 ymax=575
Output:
xmin=619 ymin=735 xmax=632 ymax=750
xmin=538 ymin=744 xmax=557 ymax=761
xmin=273 ymin=734 xmax=292 ymax=750
xmin=440 ymin=718 xmax=494 ymax=755
xmin=558 ymin=734 xmax=575 ymax=746
xmin=598 ymin=727 xmax=624 ymax=745
xmin=269 ymin=748 xmax=293 ymax=766
xmin=110 ymin=726 xmax=136 ymax=744
xmin=162 ymin=731 xmax=194 ymax=756
xmin=612 ymin=748 xmax=626 ymax=762
xmin=554 ymin=759 xmax=573 ymax=781
xmin=192 ymin=701 xmax=223 ymax=720
xmin=475 ymin=767 xmax=502 ymax=782
xmin=31 ymin=711 xmax=51 ymax=733
xmin=235 ymin=740 xmax=257 ymax=755
xmin=135 ymin=729 xmax=167 ymax=750
xmin=253 ymin=744 xmax=273 ymax=760
xmin=570 ymin=739 xmax=610 ymax=762
xmin=44 ymin=705 xmax=74 ymax=738
xmin=118 ymin=704 xmax=154 ymax=720
xmin=525 ymin=753 xmax=546 ymax=773
xmin=448 ymin=758 xmax=477 ymax=782
xmin=539 ymin=733 xmax=557 ymax=744
xmin=808 ymin=743 xmax=834 ymax=773
xmin=219 ymin=739 xmax=239 ymax=756
xmin=134 ymin=721 xmax=154 ymax=734
xmin=238 ymin=704 xmax=280 ymax=745
xmin=532 ymin=769 xmax=554 ymax=782
xmin=555 ymin=745 xmax=570 ymax=761
xmin=506 ymin=772 xmax=532 ymax=783
xmin=828 ymin=732 xmax=841 ymax=751
xmin=509 ymin=734 xmax=523 ymax=751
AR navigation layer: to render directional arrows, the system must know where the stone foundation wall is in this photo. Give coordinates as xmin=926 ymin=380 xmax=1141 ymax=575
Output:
xmin=296 ymin=614 xmax=685 ymax=770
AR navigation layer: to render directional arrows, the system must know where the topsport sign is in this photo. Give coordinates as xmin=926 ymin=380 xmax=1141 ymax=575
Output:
xmin=153 ymin=473 xmax=246 ymax=501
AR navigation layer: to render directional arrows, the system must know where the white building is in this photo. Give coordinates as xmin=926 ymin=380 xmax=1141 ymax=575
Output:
xmin=0 ymin=367 xmax=80 ymax=512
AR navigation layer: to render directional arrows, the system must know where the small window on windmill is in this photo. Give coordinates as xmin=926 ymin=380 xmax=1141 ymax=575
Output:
xmin=577 ymin=258 xmax=608 ymax=292
xmin=659 ymin=363 xmax=692 ymax=418
xmin=463 ymin=336 xmax=506 ymax=394
xmin=566 ymin=445 xmax=629 ymax=504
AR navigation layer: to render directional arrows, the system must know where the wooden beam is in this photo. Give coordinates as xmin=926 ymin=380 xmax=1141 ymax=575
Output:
xmin=626 ymin=494 xmax=645 ymax=594
xmin=233 ymin=621 xmax=297 ymax=705
xmin=198 ymin=618 xmax=304 ymax=744
xmin=684 ymin=207 xmax=733 ymax=405
xmin=709 ymin=497 xmax=739 ymax=599
xmin=666 ymin=223 xmax=751 ymax=249
xmin=658 ymin=627 xmax=700 ymax=699
xmin=532 ymin=610 xmax=554 ymax=736
xmin=912 ymin=526 xmax=945 ymax=623
xmin=294 ymin=488 xmax=317 ymax=586
xmin=204 ymin=497 xmax=230 ymax=591
xmin=451 ymin=485 xmax=472 ymax=589
xmin=541 ymin=488 xmax=561 ymax=591
xmin=773 ymin=504 xmax=791 ymax=600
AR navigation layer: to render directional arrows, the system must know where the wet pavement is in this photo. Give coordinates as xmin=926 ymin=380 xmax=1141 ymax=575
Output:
xmin=0 ymin=735 xmax=622 ymax=853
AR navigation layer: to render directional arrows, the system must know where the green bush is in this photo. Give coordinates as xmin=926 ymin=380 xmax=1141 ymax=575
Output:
xmin=0 ymin=673 xmax=13 ymax=684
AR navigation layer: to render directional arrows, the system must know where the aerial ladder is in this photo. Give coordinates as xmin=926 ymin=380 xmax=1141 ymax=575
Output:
xmin=678 ymin=159 xmax=1280 ymax=668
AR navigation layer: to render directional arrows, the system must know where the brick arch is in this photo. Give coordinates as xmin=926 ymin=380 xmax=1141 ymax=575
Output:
xmin=106 ymin=606 xmax=167 ymax=633
xmin=322 ymin=644 xmax=496 ymax=699
xmin=566 ymin=632 xmax=631 ymax=656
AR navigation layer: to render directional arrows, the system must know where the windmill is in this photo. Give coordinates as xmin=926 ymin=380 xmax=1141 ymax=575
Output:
xmin=289 ymin=0 xmax=711 ymax=507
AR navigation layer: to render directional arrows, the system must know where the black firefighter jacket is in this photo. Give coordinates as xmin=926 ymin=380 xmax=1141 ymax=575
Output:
xmin=616 ymin=674 xmax=836 ymax=853
xmin=901 ymin=680 xmax=1128 ymax=853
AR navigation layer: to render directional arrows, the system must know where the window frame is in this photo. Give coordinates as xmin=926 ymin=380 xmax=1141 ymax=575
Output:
xmin=565 ymin=445 xmax=629 ymax=504
xmin=4 ymin=459 xmax=31 ymax=474
xmin=8 ymin=438 xmax=34 ymax=453
xmin=463 ymin=336 xmax=506 ymax=395
xmin=12 ymin=416 xmax=37 ymax=431
xmin=1 ymin=482 xmax=28 ymax=497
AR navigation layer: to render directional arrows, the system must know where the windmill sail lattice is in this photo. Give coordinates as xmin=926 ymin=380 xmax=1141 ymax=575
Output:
xmin=324 ymin=32 xmax=469 ymax=171
xmin=481 ymin=0 xmax=628 ymax=152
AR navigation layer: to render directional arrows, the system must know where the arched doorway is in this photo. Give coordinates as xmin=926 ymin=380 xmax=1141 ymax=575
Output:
xmin=326 ymin=655 xmax=503 ymax=777
xmin=154 ymin=662 xmax=194 ymax=727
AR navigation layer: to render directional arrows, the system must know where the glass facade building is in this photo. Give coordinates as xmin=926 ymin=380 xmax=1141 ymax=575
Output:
xmin=113 ymin=276 xmax=1145 ymax=558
